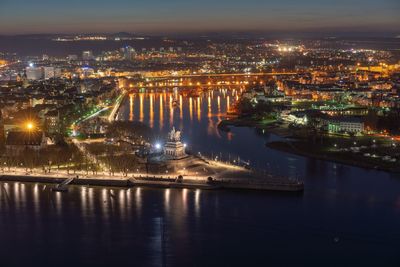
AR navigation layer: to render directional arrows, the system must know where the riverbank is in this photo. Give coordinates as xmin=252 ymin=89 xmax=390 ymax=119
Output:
xmin=267 ymin=141 xmax=400 ymax=173
xmin=0 ymin=174 xmax=304 ymax=192
xmin=219 ymin=116 xmax=275 ymax=128
xmin=219 ymin=117 xmax=400 ymax=173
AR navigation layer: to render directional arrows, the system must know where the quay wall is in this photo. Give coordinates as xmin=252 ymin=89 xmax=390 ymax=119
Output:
xmin=0 ymin=175 xmax=304 ymax=192
xmin=0 ymin=175 xmax=129 ymax=187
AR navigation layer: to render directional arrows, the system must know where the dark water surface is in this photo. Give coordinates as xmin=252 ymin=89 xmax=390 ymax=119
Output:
xmin=1 ymin=90 xmax=400 ymax=266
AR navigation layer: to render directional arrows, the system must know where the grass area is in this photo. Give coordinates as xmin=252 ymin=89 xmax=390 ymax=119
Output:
xmin=219 ymin=116 xmax=277 ymax=130
xmin=83 ymin=142 xmax=145 ymax=175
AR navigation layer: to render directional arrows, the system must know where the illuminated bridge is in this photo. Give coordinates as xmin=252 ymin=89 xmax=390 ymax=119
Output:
xmin=124 ymin=72 xmax=298 ymax=90
xmin=142 ymin=72 xmax=297 ymax=79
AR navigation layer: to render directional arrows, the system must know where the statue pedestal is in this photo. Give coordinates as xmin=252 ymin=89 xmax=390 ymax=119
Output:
xmin=163 ymin=141 xmax=187 ymax=160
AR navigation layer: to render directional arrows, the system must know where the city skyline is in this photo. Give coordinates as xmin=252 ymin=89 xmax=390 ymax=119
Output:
xmin=1 ymin=1 xmax=400 ymax=266
xmin=0 ymin=0 xmax=399 ymax=35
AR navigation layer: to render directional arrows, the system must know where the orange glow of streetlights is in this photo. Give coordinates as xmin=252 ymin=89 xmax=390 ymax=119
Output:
xmin=26 ymin=122 xmax=34 ymax=131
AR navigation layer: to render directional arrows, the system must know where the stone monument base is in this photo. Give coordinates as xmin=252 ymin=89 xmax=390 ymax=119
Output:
xmin=163 ymin=141 xmax=187 ymax=160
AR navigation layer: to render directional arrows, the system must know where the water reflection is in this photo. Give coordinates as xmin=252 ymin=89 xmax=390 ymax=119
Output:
xmin=125 ymin=90 xmax=237 ymax=153
xmin=169 ymin=95 xmax=173 ymax=125
xmin=33 ymin=184 xmax=39 ymax=214
xmin=197 ymin=97 xmax=201 ymax=121
xmin=195 ymin=189 xmax=201 ymax=217
xmin=149 ymin=94 xmax=154 ymax=128
xmin=189 ymin=97 xmax=193 ymax=121
xmin=182 ymin=188 xmax=188 ymax=215
xmin=0 ymin=180 xmax=399 ymax=266
xmin=159 ymin=96 xmax=164 ymax=130
xmin=136 ymin=187 xmax=142 ymax=218
xmin=179 ymin=95 xmax=183 ymax=120
xmin=164 ymin=188 xmax=170 ymax=213
xmin=129 ymin=94 xmax=134 ymax=121
xmin=139 ymin=94 xmax=144 ymax=122
xmin=55 ymin=192 xmax=62 ymax=215
xmin=101 ymin=188 xmax=109 ymax=221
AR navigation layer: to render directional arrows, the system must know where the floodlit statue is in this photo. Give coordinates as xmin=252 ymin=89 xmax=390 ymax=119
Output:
xmin=164 ymin=127 xmax=187 ymax=160
xmin=168 ymin=127 xmax=181 ymax=142
xmin=168 ymin=127 xmax=175 ymax=141
xmin=174 ymin=131 xmax=181 ymax=142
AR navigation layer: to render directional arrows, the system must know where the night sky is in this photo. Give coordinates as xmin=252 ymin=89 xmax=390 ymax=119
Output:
xmin=0 ymin=0 xmax=399 ymax=34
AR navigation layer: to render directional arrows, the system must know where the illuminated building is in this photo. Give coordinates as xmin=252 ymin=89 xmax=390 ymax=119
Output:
xmin=5 ymin=131 xmax=47 ymax=154
xmin=25 ymin=66 xmax=43 ymax=80
xmin=122 ymin=46 xmax=136 ymax=60
xmin=82 ymin=50 xmax=94 ymax=60
xmin=44 ymin=110 xmax=60 ymax=134
xmin=43 ymin=67 xmax=61 ymax=79
xmin=327 ymin=117 xmax=365 ymax=134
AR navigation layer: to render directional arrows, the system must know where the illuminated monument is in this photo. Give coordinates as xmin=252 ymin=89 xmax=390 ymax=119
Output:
xmin=163 ymin=127 xmax=187 ymax=160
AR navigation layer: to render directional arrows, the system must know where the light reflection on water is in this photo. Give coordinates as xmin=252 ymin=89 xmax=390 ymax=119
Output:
xmin=117 ymin=89 xmax=400 ymax=183
xmin=0 ymin=177 xmax=399 ymax=266
xmin=120 ymin=89 xmax=236 ymax=131
xmin=0 ymin=88 xmax=399 ymax=265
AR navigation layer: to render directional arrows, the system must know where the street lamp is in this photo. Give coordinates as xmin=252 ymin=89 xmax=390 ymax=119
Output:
xmin=26 ymin=121 xmax=35 ymax=132
xmin=155 ymin=143 xmax=161 ymax=150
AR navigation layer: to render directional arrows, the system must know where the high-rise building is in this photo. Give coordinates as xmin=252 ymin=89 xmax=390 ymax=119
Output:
xmin=122 ymin=46 xmax=136 ymax=60
xmin=82 ymin=51 xmax=94 ymax=60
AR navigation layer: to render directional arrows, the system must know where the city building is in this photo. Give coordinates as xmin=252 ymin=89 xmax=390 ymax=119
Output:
xmin=82 ymin=51 xmax=94 ymax=60
xmin=67 ymin=54 xmax=78 ymax=61
xmin=326 ymin=117 xmax=365 ymax=134
xmin=122 ymin=46 xmax=136 ymax=60
xmin=44 ymin=110 xmax=60 ymax=134
xmin=5 ymin=131 xmax=47 ymax=153
xmin=43 ymin=66 xmax=61 ymax=79
xmin=25 ymin=66 xmax=43 ymax=80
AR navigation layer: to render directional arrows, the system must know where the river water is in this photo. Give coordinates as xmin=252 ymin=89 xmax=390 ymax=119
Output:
xmin=1 ymin=89 xmax=399 ymax=266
